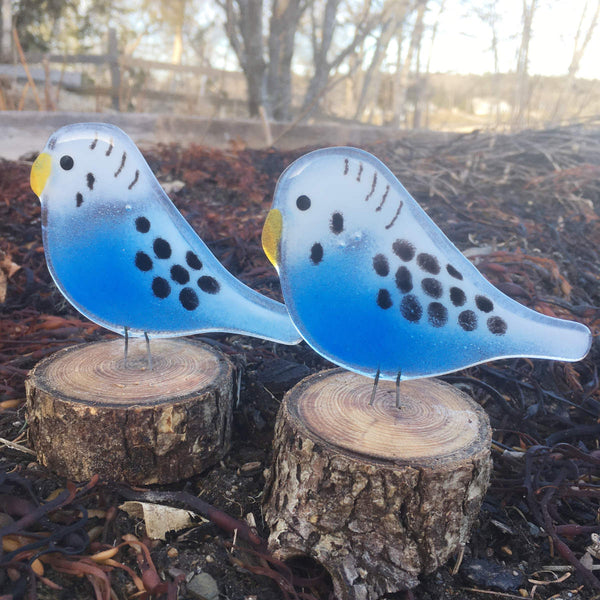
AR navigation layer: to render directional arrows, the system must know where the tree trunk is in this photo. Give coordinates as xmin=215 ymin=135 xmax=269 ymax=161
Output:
xmin=354 ymin=1 xmax=409 ymax=122
xmin=222 ymin=0 xmax=266 ymax=117
xmin=552 ymin=0 xmax=600 ymax=124
xmin=1 ymin=0 xmax=11 ymax=60
xmin=263 ymin=369 xmax=492 ymax=600
xmin=26 ymin=338 xmax=234 ymax=485
xmin=266 ymin=0 xmax=305 ymax=120
xmin=392 ymin=0 xmax=427 ymax=128
xmin=512 ymin=0 xmax=537 ymax=129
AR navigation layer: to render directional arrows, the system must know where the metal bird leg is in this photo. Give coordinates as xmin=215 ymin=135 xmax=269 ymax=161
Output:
xmin=144 ymin=332 xmax=153 ymax=370
xmin=395 ymin=370 xmax=402 ymax=409
xmin=369 ymin=367 xmax=380 ymax=406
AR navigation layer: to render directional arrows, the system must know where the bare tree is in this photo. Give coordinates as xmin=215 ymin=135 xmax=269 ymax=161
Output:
xmin=472 ymin=1 xmax=502 ymax=127
xmin=415 ymin=0 xmax=445 ymax=128
xmin=353 ymin=0 xmax=411 ymax=122
xmin=552 ymin=0 xmax=600 ymax=124
xmin=511 ymin=0 xmax=537 ymax=129
xmin=391 ymin=0 xmax=427 ymax=128
xmin=1 ymin=0 xmax=11 ymax=60
xmin=219 ymin=0 xmax=266 ymax=116
xmin=301 ymin=0 xmax=376 ymax=115
xmin=267 ymin=0 xmax=309 ymax=120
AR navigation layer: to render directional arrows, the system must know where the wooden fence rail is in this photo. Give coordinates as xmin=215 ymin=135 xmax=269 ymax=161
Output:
xmin=4 ymin=28 xmax=235 ymax=112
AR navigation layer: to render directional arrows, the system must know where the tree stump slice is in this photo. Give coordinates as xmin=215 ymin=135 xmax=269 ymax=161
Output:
xmin=263 ymin=369 xmax=492 ymax=600
xmin=26 ymin=338 xmax=234 ymax=485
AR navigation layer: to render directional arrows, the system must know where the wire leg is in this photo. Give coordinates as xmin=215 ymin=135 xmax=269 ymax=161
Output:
xmin=123 ymin=327 xmax=129 ymax=367
xmin=144 ymin=332 xmax=153 ymax=370
xmin=369 ymin=367 xmax=381 ymax=406
xmin=395 ymin=370 xmax=402 ymax=409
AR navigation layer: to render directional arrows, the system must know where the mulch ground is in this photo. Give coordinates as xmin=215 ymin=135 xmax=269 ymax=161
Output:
xmin=1 ymin=123 xmax=599 ymax=600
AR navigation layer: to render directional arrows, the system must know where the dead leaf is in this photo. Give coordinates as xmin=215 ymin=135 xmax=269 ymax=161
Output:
xmin=119 ymin=501 xmax=201 ymax=540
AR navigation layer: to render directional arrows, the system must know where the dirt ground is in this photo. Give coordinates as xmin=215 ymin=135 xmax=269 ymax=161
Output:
xmin=1 ymin=122 xmax=600 ymax=600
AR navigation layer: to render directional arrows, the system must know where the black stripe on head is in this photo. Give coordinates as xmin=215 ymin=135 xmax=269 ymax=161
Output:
xmin=90 ymin=134 xmax=98 ymax=150
xmin=48 ymin=137 xmax=57 ymax=150
xmin=128 ymin=170 xmax=139 ymax=190
xmin=106 ymin=139 xmax=114 ymax=156
xmin=115 ymin=152 xmax=127 ymax=177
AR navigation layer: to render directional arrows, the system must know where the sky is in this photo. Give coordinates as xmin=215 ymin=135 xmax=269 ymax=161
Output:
xmin=426 ymin=0 xmax=600 ymax=79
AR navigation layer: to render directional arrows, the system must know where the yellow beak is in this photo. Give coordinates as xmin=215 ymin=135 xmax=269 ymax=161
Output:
xmin=30 ymin=152 xmax=52 ymax=197
xmin=262 ymin=209 xmax=282 ymax=268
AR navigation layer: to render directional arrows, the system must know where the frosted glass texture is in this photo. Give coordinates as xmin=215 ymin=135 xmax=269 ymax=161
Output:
xmin=30 ymin=122 xmax=301 ymax=344
xmin=262 ymin=147 xmax=591 ymax=380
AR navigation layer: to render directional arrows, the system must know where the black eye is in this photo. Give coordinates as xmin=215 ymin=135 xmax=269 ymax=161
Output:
xmin=60 ymin=155 xmax=74 ymax=170
xmin=296 ymin=195 xmax=311 ymax=211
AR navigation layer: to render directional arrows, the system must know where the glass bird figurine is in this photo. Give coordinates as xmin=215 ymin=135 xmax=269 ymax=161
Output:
xmin=262 ymin=147 xmax=591 ymax=382
xmin=30 ymin=122 xmax=301 ymax=346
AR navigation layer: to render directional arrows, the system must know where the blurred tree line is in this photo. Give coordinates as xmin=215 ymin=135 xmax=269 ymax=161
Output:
xmin=1 ymin=0 xmax=599 ymax=128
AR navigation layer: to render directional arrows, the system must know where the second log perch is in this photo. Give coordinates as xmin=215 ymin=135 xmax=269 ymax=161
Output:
xmin=26 ymin=338 xmax=234 ymax=485
xmin=263 ymin=369 xmax=492 ymax=600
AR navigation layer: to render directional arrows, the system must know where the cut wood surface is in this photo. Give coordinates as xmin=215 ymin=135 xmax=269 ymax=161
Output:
xmin=263 ymin=369 xmax=492 ymax=600
xmin=26 ymin=338 xmax=234 ymax=485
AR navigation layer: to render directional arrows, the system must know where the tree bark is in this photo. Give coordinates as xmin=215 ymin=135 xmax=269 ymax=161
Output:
xmin=266 ymin=0 xmax=306 ymax=120
xmin=512 ymin=0 xmax=537 ymax=129
xmin=263 ymin=369 xmax=492 ymax=600
xmin=222 ymin=0 xmax=266 ymax=116
xmin=26 ymin=338 xmax=234 ymax=485
xmin=392 ymin=0 xmax=427 ymax=128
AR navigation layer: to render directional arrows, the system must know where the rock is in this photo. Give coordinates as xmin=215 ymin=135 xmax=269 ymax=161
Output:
xmin=186 ymin=572 xmax=219 ymax=600
xmin=461 ymin=558 xmax=524 ymax=593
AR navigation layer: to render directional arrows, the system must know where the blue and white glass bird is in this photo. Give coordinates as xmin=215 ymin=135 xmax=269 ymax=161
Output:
xmin=262 ymin=147 xmax=591 ymax=384
xmin=30 ymin=123 xmax=301 ymax=347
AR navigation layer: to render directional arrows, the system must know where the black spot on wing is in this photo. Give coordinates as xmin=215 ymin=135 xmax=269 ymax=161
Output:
xmin=153 ymin=238 xmax=171 ymax=259
xmin=427 ymin=302 xmax=448 ymax=328
xmin=171 ymin=265 xmax=190 ymax=284
xmin=310 ymin=243 xmax=323 ymax=265
xmin=458 ymin=310 xmax=477 ymax=331
xmin=450 ymin=286 xmax=466 ymax=307
xmin=76 ymin=192 xmax=83 ymax=207
xmin=422 ymin=278 xmax=442 ymax=298
xmin=446 ymin=264 xmax=463 ymax=280
xmin=135 ymin=216 xmax=150 ymax=233
xmin=476 ymin=295 xmax=494 ymax=313
xmin=186 ymin=251 xmax=202 ymax=270
xmin=373 ymin=254 xmax=389 ymax=277
xmin=487 ymin=316 xmax=507 ymax=335
xmin=135 ymin=251 xmax=152 ymax=272
xmin=86 ymin=173 xmax=95 ymax=190
xmin=198 ymin=276 xmax=220 ymax=294
xmin=401 ymin=294 xmax=422 ymax=322
xmin=377 ymin=289 xmax=392 ymax=309
xmin=395 ymin=266 xmax=413 ymax=293
xmin=392 ymin=239 xmax=415 ymax=261
xmin=180 ymin=287 xmax=199 ymax=310
xmin=417 ymin=253 xmax=440 ymax=275
xmin=330 ymin=212 xmax=344 ymax=234
xmin=152 ymin=277 xmax=170 ymax=298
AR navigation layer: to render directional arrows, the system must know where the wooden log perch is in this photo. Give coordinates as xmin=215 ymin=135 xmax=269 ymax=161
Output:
xmin=263 ymin=369 xmax=492 ymax=600
xmin=26 ymin=338 xmax=234 ymax=485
